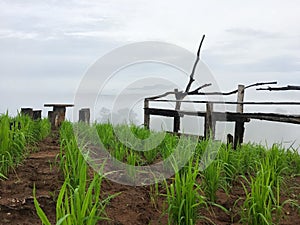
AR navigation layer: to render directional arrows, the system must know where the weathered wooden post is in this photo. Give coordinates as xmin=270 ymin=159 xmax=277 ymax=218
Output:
xmin=21 ymin=108 xmax=33 ymax=118
xmin=79 ymin=108 xmax=90 ymax=124
xmin=227 ymin=133 xmax=234 ymax=146
xmin=32 ymin=110 xmax=42 ymax=120
xmin=173 ymin=89 xmax=181 ymax=133
xmin=48 ymin=111 xmax=55 ymax=128
xmin=234 ymin=85 xmax=245 ymax=149
xmin=144 ymin=99 xmax=150 ymax=129
xmin=204 ymin=103 xmax=215 ymax=139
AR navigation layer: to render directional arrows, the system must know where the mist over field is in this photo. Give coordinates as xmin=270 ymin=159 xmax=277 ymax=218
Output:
xmin=0 ymin=0 xmax=299 ymax=149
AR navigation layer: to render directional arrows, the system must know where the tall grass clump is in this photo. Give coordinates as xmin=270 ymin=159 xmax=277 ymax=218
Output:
xmin=165 ymin=155 xmax=207 ymax=225
xmin=0 ymin=113 xmax=50 ymax=176
xmin=201 ymin=159 xmax=224 ymax=202
xmin=35 ymin=121 xmax=115 ymax=225
xmin=240 ymin=143 xmax=297 ymax=225
xmin=241 ymin=163 xmax=278 ymax=225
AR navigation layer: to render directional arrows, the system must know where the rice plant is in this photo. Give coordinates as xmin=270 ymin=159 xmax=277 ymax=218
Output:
xmin=33 ymin=121 xmax=300 ymax=225
xmin=200 ymin=158 xmax=224 ymax=202
xmin=241 ymin=163 xmax=278 ymax=225
xmin=240 ymin=145 xmax=295 ymax=225
xmin=35 ymin=121 xmax=116 ymax=225
xmin=0 ymin=113 xmax=50 ymax=176
xmin=165 ymin=155 xmax=207 ymax=225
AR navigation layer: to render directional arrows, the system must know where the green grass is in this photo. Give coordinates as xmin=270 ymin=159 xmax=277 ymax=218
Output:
xmin=31 ymin=121 xmax=300 ymax=225
xmin=35 ymin=121 xmax=116 ymax=225
xmin=165 ymin=155 xmax=207 ymax=225
xmin=0 ymin=112 xmax=50 ymax=176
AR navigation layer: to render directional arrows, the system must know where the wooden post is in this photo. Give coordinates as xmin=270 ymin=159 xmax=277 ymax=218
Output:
xmin=32 ymin=110 xmax=42 ymax=120
xmin=144 ymin=99 xmax=150 ymax=129
xmin=48 ymin=111 xmax=55 ymax=129
xmin=227 ymin=133 xmax=233 ymax=146
xmin=173 ymin=89 xmax=181 ymax=133
xmin=53 ymin=106 xmax=66 ymax=127
xmin=21 ymin=108 xmax=33 ymax=119
xmin=204 ymin=103 xmax=215 ymax=139
xmin=234 ymin=85 xmax=245 ymax=149
xmin=79 ymin=108 xmax=90 ymax=124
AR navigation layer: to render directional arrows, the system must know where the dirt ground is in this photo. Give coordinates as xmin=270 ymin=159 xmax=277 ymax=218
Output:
xmin=0 ymin=132 xmax=61 ymax=225
xmin=0 ymin=131 xmax=299 ymax=225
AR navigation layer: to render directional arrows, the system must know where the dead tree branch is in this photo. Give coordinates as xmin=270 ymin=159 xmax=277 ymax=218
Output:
xmin=147 ymin=81 xmax=277 ymax=99
xmin=185 ymin=35 xmax=205 ymax=93
xmin=146 ymin=82 xmax=212 ymax=100
xmin=257 ymin=85 xmax=300 ymax=91
xmin=146 ymin=91 xmax=177 ymax=100
xmin=244 ymin=81 xmax=277 ymax=89
xmin=188 ymin=81 xmax=277 ymax=96
xmin=187 ymin=83 xmax=212 ymax=95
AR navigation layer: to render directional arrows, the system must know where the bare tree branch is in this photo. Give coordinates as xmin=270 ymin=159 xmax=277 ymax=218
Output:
xmin=147 ymin=81 xmax=278 ymax=99
xmin=184 ymin=35 xmax=205 ymax=93
xmin=257 ymin=85 xmax=300 ymax=91
xmin=187 ymin=83 xmax=212 ymax=95
xmin=146 ymin=91 xmax=176 ymax=100
xmin=244 ymin=81 xmax=277 ymax=89
xmin=188 ymin=81 xmax=277 ymax=96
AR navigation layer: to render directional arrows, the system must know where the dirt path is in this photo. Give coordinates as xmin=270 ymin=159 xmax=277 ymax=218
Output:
xmin=0 ymin=131 xmax=168 ymax=225
xmin=0 ymin=132 xmax=61 ymax=225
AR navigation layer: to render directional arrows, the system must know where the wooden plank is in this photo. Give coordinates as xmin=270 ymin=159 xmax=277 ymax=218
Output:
xmin=145 ymin=108 xmax=300 ymax=124
xmin=44 ymin=104 xmax=74 ymax=107
xmin=145 ymin=108 xmax=249 ymax=122
xmin=236 ymin=112 xmax=300 ymax=124
xmin=148 ymin=99 xmax=300 ymax=105
xmin=215 ymin=112 xmax=250 ymax=122
xmin=145 ymin=108 xmax=179 ymax=117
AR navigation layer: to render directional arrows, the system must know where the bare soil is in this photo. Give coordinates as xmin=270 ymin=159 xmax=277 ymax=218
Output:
xmin=0 ymin=131 xmax=299 ymax=225
xmin=0 ymin=132 xmax=61 ymax=225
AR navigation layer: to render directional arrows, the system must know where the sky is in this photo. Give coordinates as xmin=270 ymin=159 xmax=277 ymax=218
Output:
xmin=0 ymin=0 xmax=300 ymax=147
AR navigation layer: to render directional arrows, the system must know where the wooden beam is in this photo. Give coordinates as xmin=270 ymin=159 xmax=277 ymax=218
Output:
xmin=145 ymin=108 xmax=300 ymax=124
xmin=235 ymin=112 xmax=300 ymax=124
xmin=149 ymin=99 xmax=300 ymax=105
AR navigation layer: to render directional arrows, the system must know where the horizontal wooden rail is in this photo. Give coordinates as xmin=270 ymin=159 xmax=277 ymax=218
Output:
xmin=147 ymin=99 xmax=300 ymax=105
xmin=145 ymin=108 xmax=300 ymax=125
xmin=235 ymin=112 xmax=300 ymax=125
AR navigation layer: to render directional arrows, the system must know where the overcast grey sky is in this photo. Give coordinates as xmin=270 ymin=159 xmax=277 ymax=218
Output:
xmin=0 ymin=0 xmax=299 ymax=146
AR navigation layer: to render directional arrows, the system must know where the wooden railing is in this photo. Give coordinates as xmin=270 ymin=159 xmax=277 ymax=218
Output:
xmin=144 ymin=84 xmax=300 ymax=149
